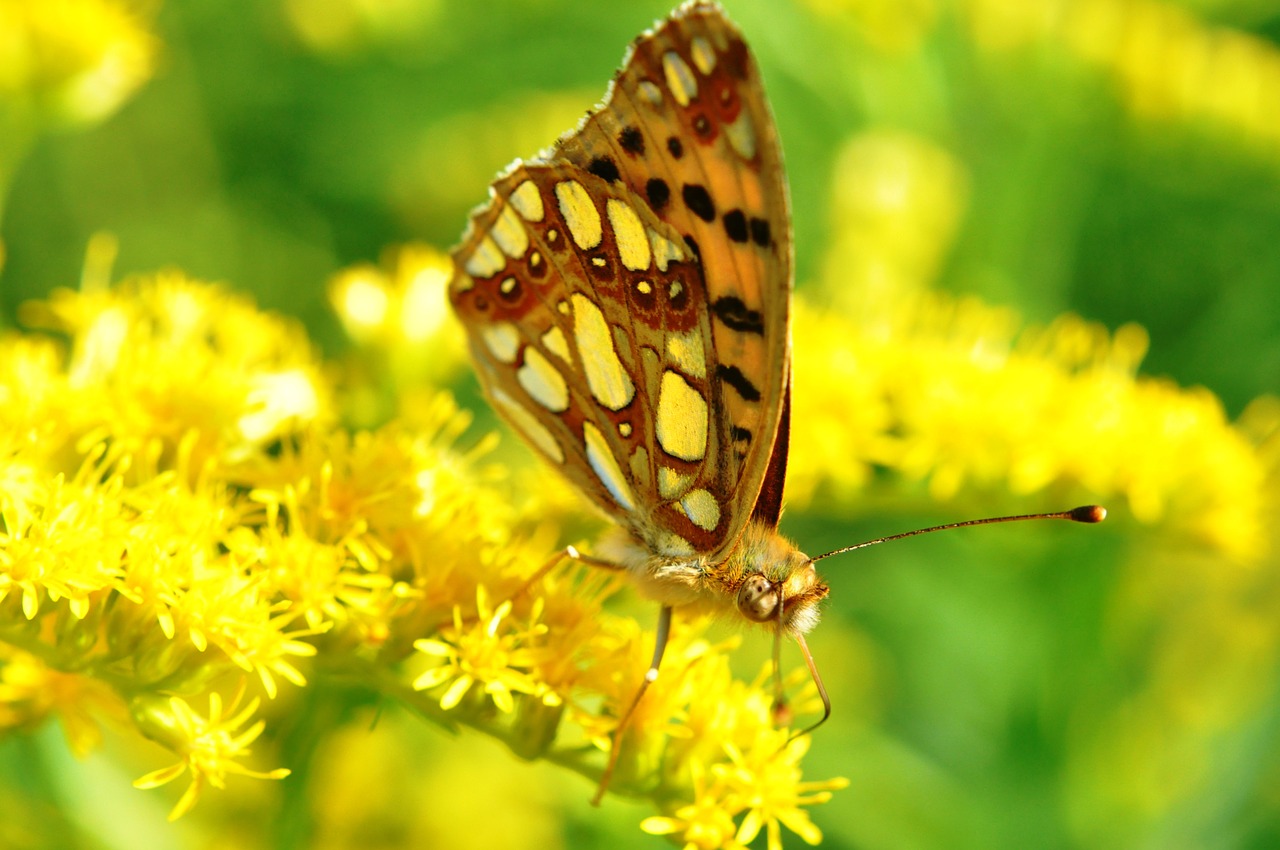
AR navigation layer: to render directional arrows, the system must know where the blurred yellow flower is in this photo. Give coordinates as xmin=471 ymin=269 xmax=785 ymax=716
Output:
xmin=963 ymin=0 xmax=1280 ymax=152
xmin=0 ymin=646 xmax=128 ymax=757
xmin=798 ymin=0 xmax=940 ymax=54
xmin=328 ymin=243 xmax=468 ymax=416
xmin=790 ymin=289 xmax=1270 ymax=562
xmin=0 ymin=0 xmax=157 ymax=127
xmin=282 ymin=0 xmax=442 ymax=56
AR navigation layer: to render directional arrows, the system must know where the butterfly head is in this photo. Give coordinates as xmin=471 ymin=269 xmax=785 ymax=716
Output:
xmin=731 ymin=522 xmax=828 ymax=636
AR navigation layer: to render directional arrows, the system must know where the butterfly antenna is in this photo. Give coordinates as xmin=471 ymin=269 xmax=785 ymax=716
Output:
xmin=808 ymin=505 xmax=1106 ymax=564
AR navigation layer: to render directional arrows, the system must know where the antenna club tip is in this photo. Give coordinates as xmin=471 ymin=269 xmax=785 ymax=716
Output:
xmin=1070 ymin=505 xmax=1107 ymax=524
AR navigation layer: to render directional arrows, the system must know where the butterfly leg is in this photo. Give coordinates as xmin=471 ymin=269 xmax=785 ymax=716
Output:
xmin=509 ymin=544 xmax=626 ymax=605
xmin=591 ymin=604 xmax=673 ymax=806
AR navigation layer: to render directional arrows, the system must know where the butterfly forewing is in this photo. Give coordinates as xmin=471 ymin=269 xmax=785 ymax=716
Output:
xmin=553 ymin=3 xmax=793 ymax=555
xmin=449 ymin=1 xmax=792 ymax=562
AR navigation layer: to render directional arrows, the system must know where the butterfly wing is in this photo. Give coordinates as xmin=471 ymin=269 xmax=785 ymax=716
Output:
xmin=449 ymin=2 xmax=791 ymax=560
xmin=552 ymin=3 xmax=794 ymax=544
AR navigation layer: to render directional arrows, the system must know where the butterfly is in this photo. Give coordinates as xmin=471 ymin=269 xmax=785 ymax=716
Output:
xmin=447 ymin=0 xmax=819 ymax=798
xmin=445 ymin=0 xmax=1103 ymax=803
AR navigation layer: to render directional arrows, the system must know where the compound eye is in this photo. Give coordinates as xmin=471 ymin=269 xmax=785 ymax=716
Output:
xmin=737 ymin=574 xmax=779 ymax=622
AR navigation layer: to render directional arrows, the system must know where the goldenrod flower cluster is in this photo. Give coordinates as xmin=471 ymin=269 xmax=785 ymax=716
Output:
xmin=0 ymin=266 xmax=847 ymax=845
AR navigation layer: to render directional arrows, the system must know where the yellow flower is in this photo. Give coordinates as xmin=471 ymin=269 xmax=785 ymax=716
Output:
xmin=22 ymin=270 xmax=328 ymax=465
xmin=642 ymin=761 xmax=748 ymax=850
xmin=790 ymin=289 xmax=1268 ymax=561
xmin=641 ymin=734 xmax=847 ymax=850
xmin=0 ymin=446 xmax=129 ymax=620
xmin=132 ymin=684 xmax=290 ymax=821
xmin=328 ymin=244 xmax=468 ymax=415
xmin=413 ymin=585 xmax=547 ymax=714
xmin=722 ymin=735 xmax=848 ymax=850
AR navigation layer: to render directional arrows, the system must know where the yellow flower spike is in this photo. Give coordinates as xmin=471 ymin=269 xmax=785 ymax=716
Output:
xmin=790 ymin=289 xmax=1270 ymax=559
xmin=0 ymin=461 xmax=128 ymax=621
xmin=22 ymin=270 xmax=329 ymax=465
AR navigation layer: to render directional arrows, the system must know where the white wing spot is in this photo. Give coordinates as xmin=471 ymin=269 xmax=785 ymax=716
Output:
xmin=465 ymin=235 xmax=505 ymax=278
xmin=509 ymin=179 xmax=545 ymax=221
xmin=680 ymin=488 xmax=721 ymax=531
xmin=542 ymin=326 xmax=571 ymax=361
xmin=648 ymin=229 xmax=686 ymax=272
xmin=481 ymin=322 xmax=520 ymax=363
xmin=656 ymin=370 xmax=707 ymax=462
xmin=517 ymin=347 xmax=569 ymax=412
xmin=690 ymin=37 xmax=716 ymax=75
xmin=491 ymin=203 xmax=529 ymax=258
xmin=583 ymin=421 xmax=635 ymax=510
xmin=655 ymin=531 xmax=694 ymax=557
xmin=571 ymin=293 xmax=635 ymax=411
xmin=636 ymin=280 xmax=653 ymax=295
xmin=555 ymin=180 xmax=603 ymax=250
xmin=618 ymin=422 xmax=633 ymax=437
xmin=725 ymin=110 xmax=758 ymax=161
xmin=492 ymin=388 xmax=563 ymax=463
xmin=638 ymin=79 xmax=663 ymax=105
xmin=665 ymin=330 xmax=706 ymax=380
xmin=662 ymin=51 xmax=698 ymax=107
xmin=499 ymin=277 xmax=517 ymax=295
xmin=606 ymin=198 xmax=652 ymax=271
xmin=658 ymin=466 xmax=693 ymax=500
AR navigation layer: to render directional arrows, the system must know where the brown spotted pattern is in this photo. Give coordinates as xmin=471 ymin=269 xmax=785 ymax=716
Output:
xmin=448 ymin=0 xmax=792 ymax=559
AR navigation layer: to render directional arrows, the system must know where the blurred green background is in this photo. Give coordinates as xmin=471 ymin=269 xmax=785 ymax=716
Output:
xmin=2 ymin=0 xmax=1280 ymax=848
